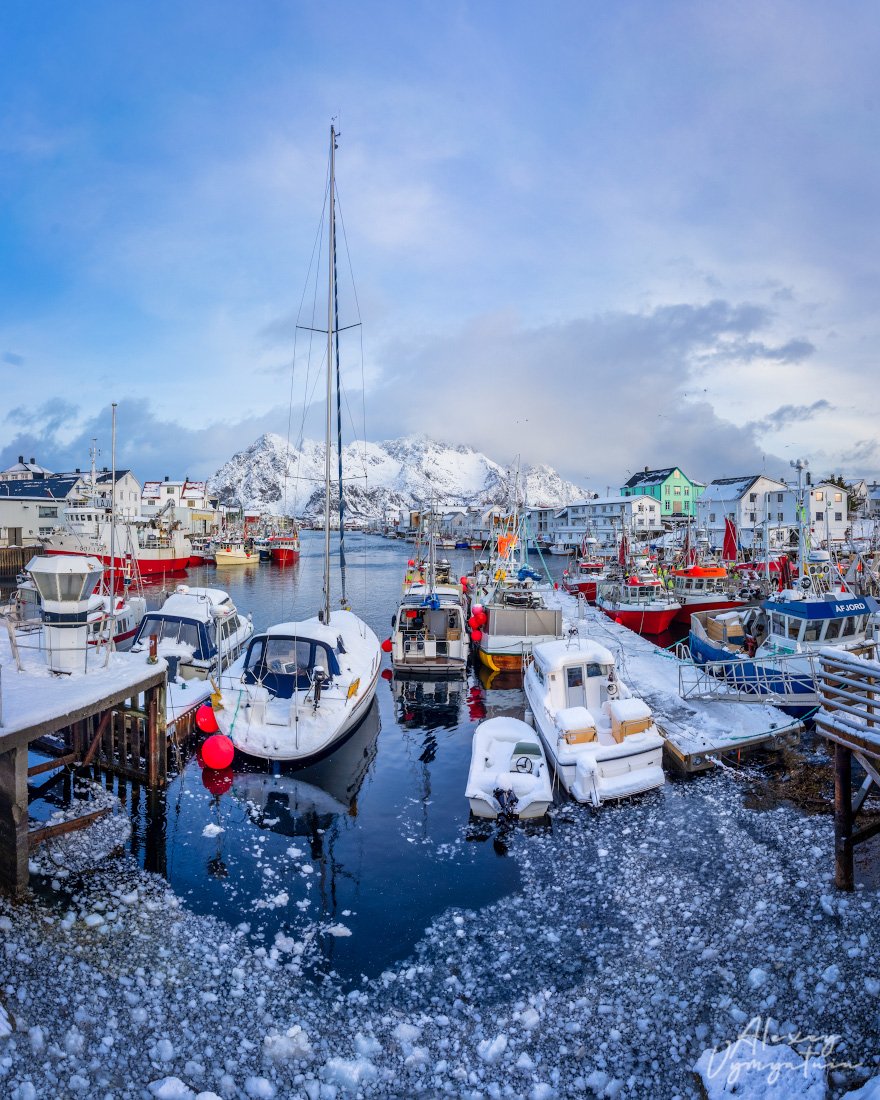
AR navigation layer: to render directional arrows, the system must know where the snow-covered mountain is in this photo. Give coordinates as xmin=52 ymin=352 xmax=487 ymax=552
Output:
xmin=208 ymin=433 xmax=584 ymax=519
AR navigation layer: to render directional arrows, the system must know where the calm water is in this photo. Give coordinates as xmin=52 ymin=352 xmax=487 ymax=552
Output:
xmin=119 ymin=533 xmax=572 ymax=982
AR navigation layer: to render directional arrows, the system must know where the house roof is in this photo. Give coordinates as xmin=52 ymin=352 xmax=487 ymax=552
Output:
xmin=698 ymin=475 xmax=786 ymax=503
xmin=0 ymin=457 xmax=53 ymax=478
xmin=0 ymin=475 xmax=81 ymax=500
xmin=622 ymin=467 xmax=680 ymax=488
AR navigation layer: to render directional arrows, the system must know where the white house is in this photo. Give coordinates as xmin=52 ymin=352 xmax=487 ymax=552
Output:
xmin=0 ymin=474 xmax=82 ymax=546
xmin=141 ymin=477 xmax=219 ymax=534
xmin=696 ymin=476 xmax=788 ymax=550
xmin=584 ymin=495 xmax=663 ymax=545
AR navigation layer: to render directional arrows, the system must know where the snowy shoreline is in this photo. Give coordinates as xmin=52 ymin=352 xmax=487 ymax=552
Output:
xmin=2 ymin=774 xmax=878 ymax=1099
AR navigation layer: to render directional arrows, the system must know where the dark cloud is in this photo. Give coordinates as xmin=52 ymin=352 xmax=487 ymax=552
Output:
xmin=748 ymin=400 xmax=832 ymax=434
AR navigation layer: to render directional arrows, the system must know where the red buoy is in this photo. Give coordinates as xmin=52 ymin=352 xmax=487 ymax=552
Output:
xmin=201 ymin=733 xmax=234 ymax=770
xmin=381 ymin=638 xmax=393 ymax=653
xmin=201 ymin=767 xmax=233 ymax=797
xmin=196 ymin=704 xmax=218 ymax=734
xmin=471 ymin=628 xmax=483 ymax=643
xmin=381 ymin=668 xmax=393 ymax=681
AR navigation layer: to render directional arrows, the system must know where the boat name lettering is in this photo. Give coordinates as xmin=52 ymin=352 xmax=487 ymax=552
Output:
xmin=834 ymin=601 xmax=867 ymax=613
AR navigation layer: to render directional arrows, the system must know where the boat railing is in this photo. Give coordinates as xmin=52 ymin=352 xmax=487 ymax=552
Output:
xmin=678 ymin=649 xmax=820 ymax=705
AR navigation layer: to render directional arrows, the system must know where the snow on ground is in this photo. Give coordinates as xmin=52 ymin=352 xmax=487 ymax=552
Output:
xmin=1 ymin=774 xmax=879 ymax=1098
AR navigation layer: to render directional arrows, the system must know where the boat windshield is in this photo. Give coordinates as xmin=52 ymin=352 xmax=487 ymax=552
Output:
xmin=242 ymin=634 xmax=341 ymax=697
xmin=134 ymin=615 xmax=207 ymax=657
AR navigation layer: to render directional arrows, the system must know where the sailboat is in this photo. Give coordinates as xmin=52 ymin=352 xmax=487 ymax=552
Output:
xmin=213 ymin=125 xmax=381 ymax=763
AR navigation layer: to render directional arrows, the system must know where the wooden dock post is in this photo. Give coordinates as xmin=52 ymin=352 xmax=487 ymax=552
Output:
xmin=816 ymin=645 xmax=880 ymax=892
xmin=0 ymin=745 xmax=29 ymax=896
xmin=833 ymin=742 xmax=854 ymax=891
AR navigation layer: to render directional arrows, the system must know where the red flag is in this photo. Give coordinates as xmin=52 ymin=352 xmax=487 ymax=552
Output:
xmin=618 ymin=531 xmax=628 ymax=566
xmin=722 ymin=518 xmax=737 ymax=562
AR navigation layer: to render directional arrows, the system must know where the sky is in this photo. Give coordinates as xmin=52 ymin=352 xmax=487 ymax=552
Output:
xmin=1 ymin=0 xmax=878 ymax=493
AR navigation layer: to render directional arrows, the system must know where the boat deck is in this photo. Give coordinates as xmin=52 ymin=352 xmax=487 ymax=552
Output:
xmin=558 ymin=595 xmax=803 ymax=772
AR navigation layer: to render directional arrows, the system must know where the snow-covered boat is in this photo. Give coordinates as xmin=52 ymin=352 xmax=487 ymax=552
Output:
xmin=131 ymin=585 xmax=253 ymax=679
xmin=524 ymin=636 xmax=665 ymax=806
xmin=8 ymin=571 xmax=146 ymax=647
xmin=465 ymin=716 xmax=553 ymax=819
xmin=392 ymin=566 xmax=469 ymax=675
xmin=211 ymin=125 xmax=380 ymax=763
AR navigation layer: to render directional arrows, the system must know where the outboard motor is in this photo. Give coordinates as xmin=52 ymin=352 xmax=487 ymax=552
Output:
xmin=493 ymin=787 xmax=520 ymax=820
xmin=311 ymin=663 xmax=327 ymax=711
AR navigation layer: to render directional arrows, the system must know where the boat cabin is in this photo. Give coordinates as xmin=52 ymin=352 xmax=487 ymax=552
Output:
xmin=762 ymin=595 xmax=879 ymax=650
xmin=531 ymin=639 xmax=617 ymax=713
xmin=242 ymin=631 xmax=342 ymax=697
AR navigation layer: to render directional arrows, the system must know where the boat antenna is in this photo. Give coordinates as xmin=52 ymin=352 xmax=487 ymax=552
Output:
xmin=790 ymin=457 xmax=809 ymax=587
xmin=322 ymin=123 xmax=337 ymax=625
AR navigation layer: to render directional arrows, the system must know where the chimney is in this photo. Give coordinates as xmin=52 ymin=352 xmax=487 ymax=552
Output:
xmin=29 ymin=457 xmax=35 ymax=464
xmin=644 ymin=465 xmax=649 ymax=474
xmin=75 ymin=468 xmax=81 ymax=474
xmin=165 ymin=475 xmax=169 ymax=482
xmin=18 ymin=455 xmax=23 ymax=463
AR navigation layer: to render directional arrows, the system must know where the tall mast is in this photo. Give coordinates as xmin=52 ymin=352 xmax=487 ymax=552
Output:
xmin=322 ymin=124 xmax=337 ymax=624
xmin=334 ymin=140 xmax=347 ymax=608
xmin=109 ymin=403 xmax=117 ymax=628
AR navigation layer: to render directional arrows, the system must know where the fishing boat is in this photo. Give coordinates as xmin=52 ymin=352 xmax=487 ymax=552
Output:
xmin=212 ymin=124 xmax=380 ymax=763
xmin=670 ymin=563 xmax=749 ymax=624
xmin=465 ymin=716 xmax=553 ymax=819
xmin=689 ymin=551 xmax=880 ymax=716
xmin=391 ymin=536 xmax=469 ymax=675
xmin=524 ymin=636 xmax=665 ymax=806
xmin=213 ymin=541 xmax=259 ymax=566
xmin=562 ymin=559 xmax=608 ymax=602
xmin=596 ymin=574 xmax=681 ymax=635
xmin=44 ymin=502 xmax=191 ymax=577
xmin=470 ymin=517 xmax=563 ymax=671
xmin=270 ymin=531 xmax=301 ymax=565
xmin=131 ymin=585 xmax=254 ymax=680
xmin=687 ymin=464 xmax=880 ymax=715
xmin=188 ymin=536 xmax=212 ymax=565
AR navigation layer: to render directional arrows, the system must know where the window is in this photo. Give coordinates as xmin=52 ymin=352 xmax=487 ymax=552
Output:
xmin=835 ymin=512 xmax=843 ymax=522
xmin=166 ymin=487 xmax=174 ymax=495
xmin=664 ymin=486 xmax=670 ymax=495
xmin=749 ymin=512 xmax=756 ymax=522
xmin=37 ymin=506 xmax=58 ymax=518
xmin=749 ymin=493 xmax=757 ymax=503
xmin=684 ymin=487 xmax=689 ymax=495
xmin=814 ymin=491 xmax=824 ymax=502
xmin=709 ymin=513 xmax=716 ymax=522
xmin=834 ymin=493 xmax=843 ymax=502
xmin=777 ymin=494 xmax=783 ymax=503
xmin=816 ymin=511 xmax=824 ymax=521
xmin=777 ymin=512 xmax=784 ymax=521
xmin=674 ymin=487 xmax=681 ymax=496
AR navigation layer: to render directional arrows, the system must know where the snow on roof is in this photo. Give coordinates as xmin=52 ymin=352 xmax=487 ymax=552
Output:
xmin=622 ymin=467 xmax=680 ymax=488
xmin=533 ymin=636 xmax=614 ymax=670
xmin=698 ymin=476 xmax=773 ymax=502
xmin=155 ymin=587 xmax=234 ymax=620
xmin=585 ymin=494 xmax=658 ymax=507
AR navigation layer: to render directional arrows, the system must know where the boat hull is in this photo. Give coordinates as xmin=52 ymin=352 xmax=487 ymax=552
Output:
xmin=271 ymin=547 xmax=301 ymax=565
xmin=598 ymin=604 xmax=679 ymax=635
xmin=44 ymin=548 xmax=190 ymax=577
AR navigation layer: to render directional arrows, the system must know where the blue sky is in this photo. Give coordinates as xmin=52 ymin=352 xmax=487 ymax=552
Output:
xmin=1 ymin=1 xmax=878 ymax=490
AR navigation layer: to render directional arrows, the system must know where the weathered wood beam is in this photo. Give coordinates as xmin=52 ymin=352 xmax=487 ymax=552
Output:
xmin=28 ymin=807 xmax=111 ymax=849
xmin=28 ymin=753 xmax=78 ymax=777
xmin=834 ymin=742 xmax=854 ymax=892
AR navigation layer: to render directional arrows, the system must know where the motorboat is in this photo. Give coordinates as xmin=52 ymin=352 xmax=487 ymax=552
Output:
xmin=131 ymin=584 xmax=254 ymax=679
xmin=392 ymin=541 xmax=469 ymax=675
xmin=596 ymin=574 xmax=681 ymax=636
xmin=465 ymin=716 xmax=553 ymax=819
xmin=524 ymin=635 xmax=665 ymax=806
xmin=270 ymin=532 xmax=301 ymax=564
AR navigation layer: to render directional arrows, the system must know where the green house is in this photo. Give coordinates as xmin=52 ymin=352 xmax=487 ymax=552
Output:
xmin=620 ymin=467 xmax=702 ymax=519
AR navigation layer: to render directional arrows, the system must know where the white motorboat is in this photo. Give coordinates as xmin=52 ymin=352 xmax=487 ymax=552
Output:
xmin=131 ymin=585 xmax=254 ymax=679
xmin=524 ymin=636 xmax=665 ymax=806
xmin=392 ymin=538 xmax=469 ymax=674
xmin=211 ymin=124 xmax=380 ymax=763
xmin=465 ymin=716 xmax=553 ymax=819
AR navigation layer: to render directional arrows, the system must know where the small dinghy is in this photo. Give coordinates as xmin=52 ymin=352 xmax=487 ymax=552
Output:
xmin=466 ymin=716 xmax=553 ymax=820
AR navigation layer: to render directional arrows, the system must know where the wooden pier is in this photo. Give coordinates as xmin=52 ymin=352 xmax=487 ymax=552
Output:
xmin=0 ymin=545 xmax=42 ymax=583
xmin=815 ymin=645 xmax=880 ymax=890
xmin=0 ymin=646 xmax=170 ymax=896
